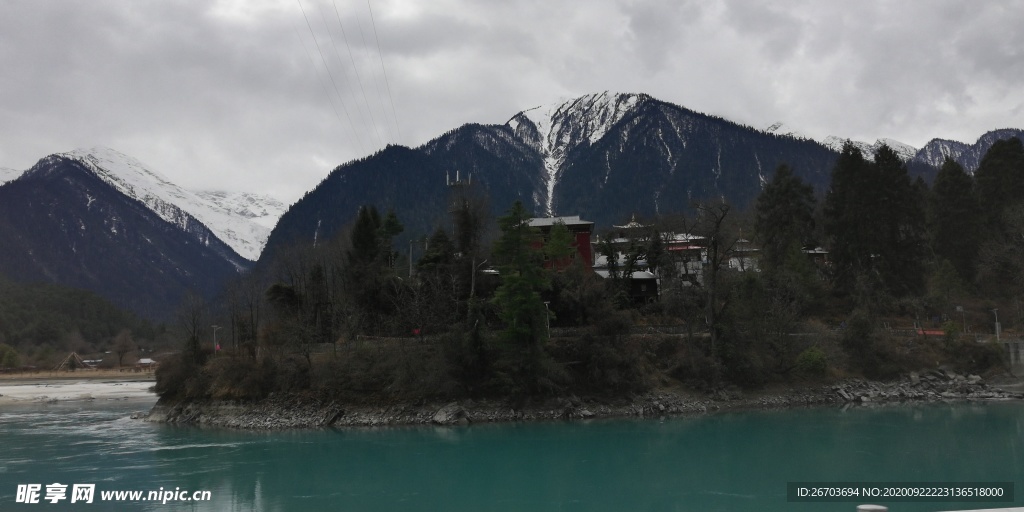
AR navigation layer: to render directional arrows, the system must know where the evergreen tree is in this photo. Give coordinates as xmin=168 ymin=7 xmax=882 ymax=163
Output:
xmin=974 ymin=137 xmax=1024 ymax=231
xmin=544 ymin=221 xmax=576 ymax=268
xmin=412 ymin=229 xmax=461 ymax=332
xmin=824 ymin=142 xmax=877 ymax=292
xmin=754 ymin=164 xmax=816 ymax=273
xmin=378 ymin=209 xmax=405 ymax=268
xmin=973 ymin=138 xmax=1024 ymax=298
xmin=491 ymin=201 xmax=551 ymax=394
xmin=928 ymin=158 xmax=982 ymax=282
xmin=343 ymin=205 xmax=406 ymax=336
xmin=416 ymin=229 xmax=457 ymax=276
xmin=347 ymin=206 xmax=382 ymax=268
xmin=874 ymin=146 xmax=927 ymax=297
xmin=824 ymin=143 xmax=926 ymax=297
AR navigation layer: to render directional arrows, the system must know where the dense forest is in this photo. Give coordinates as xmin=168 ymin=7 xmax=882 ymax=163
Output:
xmin=153 ymin=138 xmax=1023 ymax=403
xmin=0 ymin=274 xmax=165 ymax=369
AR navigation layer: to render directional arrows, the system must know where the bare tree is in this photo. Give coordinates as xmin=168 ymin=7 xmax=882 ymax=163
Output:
xmin=113 ymin=328 xmax=135 ymax=367
xmin=177 ymin=290 xmax=207 ymax=364
xmin=689 ymin=201 xmax=745 ymax=383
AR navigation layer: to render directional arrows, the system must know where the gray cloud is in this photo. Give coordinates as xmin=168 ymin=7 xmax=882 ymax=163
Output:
xmin=1 ymin=0 xmax=1021 ymax=203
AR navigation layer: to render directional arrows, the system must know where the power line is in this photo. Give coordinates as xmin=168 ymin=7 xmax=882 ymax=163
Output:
xmin=317 ymin=2 xmax=382 ymax=149
xmin=297 ymin=0 xmax=364 ymax=153
xmin=366 ymin=0 xmax=401 ymax=142
xmin=352 ymin=2 xmax=392 ymax=145
xmin=292 ymin=23 xmax=353 ymax=150
xmin=328 ymin=0 xmax=387 ymax=146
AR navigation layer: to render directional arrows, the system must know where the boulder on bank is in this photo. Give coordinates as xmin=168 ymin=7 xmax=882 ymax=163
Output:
xmin=432 ymin=402 xmax=467 ymax=425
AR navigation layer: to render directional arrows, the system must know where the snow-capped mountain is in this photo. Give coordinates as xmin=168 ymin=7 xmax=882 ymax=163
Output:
xmin=764 ymin=122 xmax=809 ymax=140
xmin=0 ymin=153 xmax=251 ymax=319
xmin=821 ymin=136 xmax=918 ymax=162
xmin=0 ymin=167 xmax=22 ymax=186
xmin=264 ymin=92 xmax=839 ymax=262
xmin=60 ymin=147 xmax=283 ymax=261
xmin=510 ymin=92 xmax=645 ymax=215
xmin=911 ymin=128 xmax=1024 ymax=172
xmin=192 ymin=190 xmax=288 ymax=230
xmin=913 ymin=138 xmax=970 ymax=168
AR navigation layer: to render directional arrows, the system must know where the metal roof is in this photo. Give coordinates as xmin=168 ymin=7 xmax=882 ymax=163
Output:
xmin=528 ymin=215 xmax=594 ymax=228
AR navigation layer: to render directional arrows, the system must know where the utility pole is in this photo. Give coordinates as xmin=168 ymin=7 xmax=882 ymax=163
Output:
xmin=212 ymin=325 xmax=222 ymax=354
xmin=992 ymin=309 xmax=1000 ymax=341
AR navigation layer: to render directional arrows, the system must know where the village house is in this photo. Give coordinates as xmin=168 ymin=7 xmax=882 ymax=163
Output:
xmin=527 ymin=215 xmax=595 ymax=269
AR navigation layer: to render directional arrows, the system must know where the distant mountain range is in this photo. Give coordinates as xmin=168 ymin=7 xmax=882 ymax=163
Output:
xmin=0 ymin=148 xmax=286 ymax=319
xmin=1 ymin=148 xmax=287 ymax=261
xmin=821 ymin=136 xmax=919 ymax=162
xmin=1 ymin=93 xmax=1021 ymax=320
xmin=261 ymin=92 xmax=1023 ymax=264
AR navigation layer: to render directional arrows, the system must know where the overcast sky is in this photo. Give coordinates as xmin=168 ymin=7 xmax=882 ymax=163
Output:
xmin=2 ymin=0 xmax=1022 ymax=203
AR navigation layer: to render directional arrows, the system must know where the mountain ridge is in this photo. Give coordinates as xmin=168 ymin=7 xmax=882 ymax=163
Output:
xmin=260 ymin=92 xmax=840 ymax=263
xmin=261 ymin=92 xmax=1024 ymax=267
xmin=0 ymin=155 xmax=249 ymax=319
xmin=53 ymin=147 xmax=283 ymax=261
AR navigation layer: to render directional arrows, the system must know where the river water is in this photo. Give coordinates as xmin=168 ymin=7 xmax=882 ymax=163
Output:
xmin=1 ymin=397 xmax=1022 ymax=511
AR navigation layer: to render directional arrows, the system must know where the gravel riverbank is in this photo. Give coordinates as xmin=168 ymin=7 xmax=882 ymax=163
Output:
xmin=145 ymin=369 xmax=1024 ymax=430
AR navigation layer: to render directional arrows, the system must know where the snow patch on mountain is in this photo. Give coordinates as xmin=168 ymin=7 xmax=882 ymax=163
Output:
xmin=911 ymin=129 xmax=1024 ymax=172
xmin=192 ymin=190 xmax=288 ymax=230
xmin=60 ymin=147 xmax=284 ymax=260
xmin=509 ymin=92 xmax=645 ymax=215
xmin=764 ymin=122 xmax=809 ymax=140
xmin=913 ymin=138 xmax=969 ymax=168
xmin=821 ymin=136 xmax=918 ymax=161
xmin=0 ymin=167 xmax=23 ymax=186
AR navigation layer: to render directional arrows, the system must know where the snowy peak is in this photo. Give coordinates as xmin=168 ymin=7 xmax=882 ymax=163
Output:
xmin=914 ymin=138 xmax=969 ymax=168
xmin=911 ymin=128 xmax=1024 ymax=172
xmin=192 ymin=191 xmax=288 ymax=230
xmin=821 ymin=136 xmax=918 ymax=162
xmin=513 ymin=92 xmax=646 ymax=151
xmin=55 ymin=147 xmax=282 ymax=261
xmin=764 ymin=122 xmax=808 ymax=139
xmin=508 ymin=92 xmax=647 ymax=215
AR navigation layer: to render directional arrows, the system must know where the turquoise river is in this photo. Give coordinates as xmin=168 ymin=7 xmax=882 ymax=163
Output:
xmin=1 ymin=397 xmax=1022 ymax=511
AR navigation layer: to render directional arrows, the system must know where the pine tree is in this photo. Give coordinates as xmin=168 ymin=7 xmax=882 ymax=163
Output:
xmin=825 ymin=143 xmax=926 ymax=297
xmin=824 ymin=142 xmax=877 ymax=292
xmin=347 ymin=206 xmax=382 ymax=268
xmin=343 ymin=205 xmax=406 ymax=335
xmin=928 ymin=158 xmax=982 ymax=282
xmin=754 ymin=164 xmax=816 ymax=273
xmin=491 ymin=201 xmax=551 ymax=394
xmin=974 ymin=137 xmax=1024 ymax=232
xmin=874 ymin=145 xmax=927 ymax=297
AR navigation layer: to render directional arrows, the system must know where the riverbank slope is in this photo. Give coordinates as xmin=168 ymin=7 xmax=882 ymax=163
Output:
xmin=146 ymin=369 xmax=1024 ymax=429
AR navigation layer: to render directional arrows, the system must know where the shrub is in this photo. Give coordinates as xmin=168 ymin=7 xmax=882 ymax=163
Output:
xmin=794 ymin=346 xmax=828 ymax=377
xmin=205 ymin=356 xmax=281 ymax=401
xmin=948 ymin=339 xmax=1005 ymax=374
xmin=153 ymin=353 xmax=197 ymax=400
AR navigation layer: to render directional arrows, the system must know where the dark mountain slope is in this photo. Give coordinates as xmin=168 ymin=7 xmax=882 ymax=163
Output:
xmin=0 ymin=156 xmax=244 ymax=319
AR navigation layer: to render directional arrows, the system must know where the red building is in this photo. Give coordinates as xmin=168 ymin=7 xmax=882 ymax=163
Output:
xmin=527 ymin=216 xmax=595 ymax=269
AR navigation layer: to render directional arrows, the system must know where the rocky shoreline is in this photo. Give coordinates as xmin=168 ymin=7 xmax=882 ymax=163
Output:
xmin=144 ymin=369 xmax=1024 ymax=430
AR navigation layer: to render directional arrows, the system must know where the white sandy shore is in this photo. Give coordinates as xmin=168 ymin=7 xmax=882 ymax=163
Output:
xmin=0 ymin=379 xmax=156 ymax=405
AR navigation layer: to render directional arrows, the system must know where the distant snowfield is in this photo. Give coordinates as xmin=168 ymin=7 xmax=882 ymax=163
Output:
xmin=62 ymin=147 xmax=287 ymax=261
xmin=0 ymin=379 xmax=155 ymax=405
